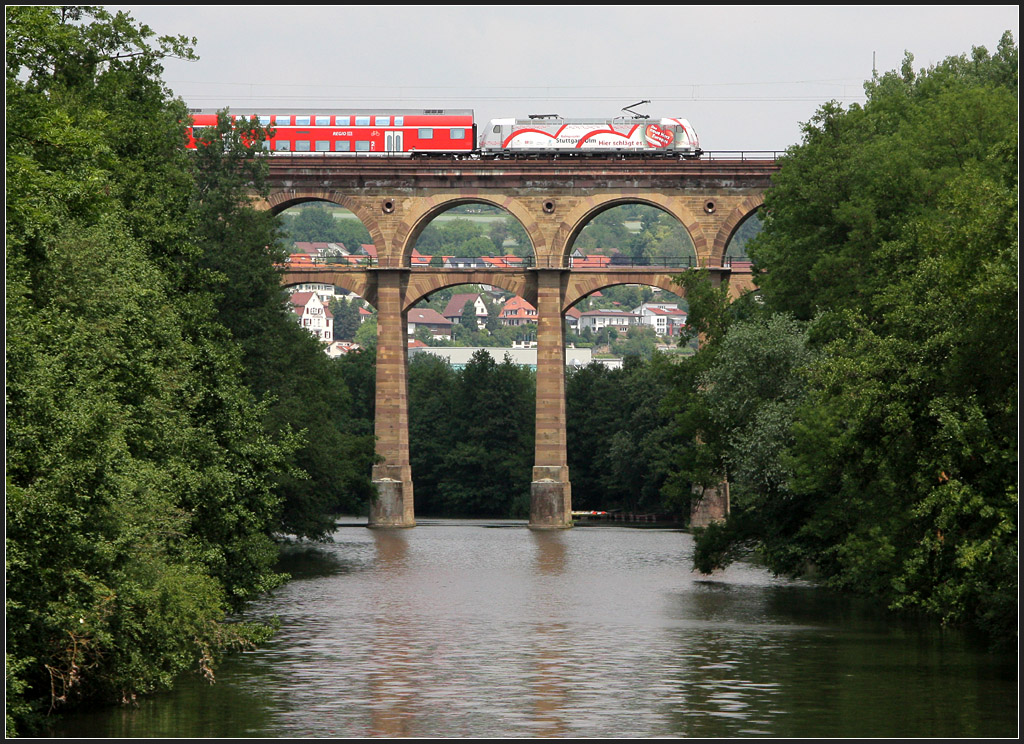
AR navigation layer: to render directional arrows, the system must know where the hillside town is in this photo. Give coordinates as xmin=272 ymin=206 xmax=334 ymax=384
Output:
xmin=284 ymin=240 xmax=690 ymax=365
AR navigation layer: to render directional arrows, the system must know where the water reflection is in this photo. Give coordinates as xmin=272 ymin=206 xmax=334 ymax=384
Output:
xmin=531 ymin=529 xmax=567 ymax=575
xmin=368 ymin=529 xmax=414 ymax=736
xmin=45 ymin=522 xmax=1018 ymax=738
xmin=526 ymin=531 xmax=570 ymax=735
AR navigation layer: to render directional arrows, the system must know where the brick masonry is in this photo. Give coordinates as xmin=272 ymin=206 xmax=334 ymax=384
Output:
xmin=268 ymin=158 xmax=775 ymax=527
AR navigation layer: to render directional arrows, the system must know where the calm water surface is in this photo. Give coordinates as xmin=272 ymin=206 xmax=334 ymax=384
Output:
xmin=51 ymin=520 xmax=1017 ymax=738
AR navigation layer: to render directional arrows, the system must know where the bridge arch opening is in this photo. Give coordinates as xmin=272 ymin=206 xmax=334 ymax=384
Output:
xmin=566 ymin=279 xmax=691 ymax=360
xmin=277 ymin=201 xmax=375 ymax=263
xmin=406 ymin=278 xmax=538 ymax=348
xmin=564 ymin=202 xmax=698 ymax=270
xmin=724 ymin=209 xmax=762 ymax=264
xmin=710 ymin=194 xmax=765 ymax=268
xmin=405 ymin=275 xmax=540 ymax=520
xmin=276 ymin=201 xmax=379 ymax=347
xmin=401 ymin=200 xmax=535 ymax=269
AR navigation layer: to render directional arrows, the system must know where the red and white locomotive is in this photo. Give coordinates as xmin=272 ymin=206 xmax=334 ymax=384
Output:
xmin=478 ymin=114 xmax=700 ymax=157
xmin=186 ymin=108 xmax=701 ymax=158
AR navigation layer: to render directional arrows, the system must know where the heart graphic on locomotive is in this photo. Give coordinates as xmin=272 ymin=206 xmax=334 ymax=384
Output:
xmin=644 ymin=124 xmax=674 ymax=148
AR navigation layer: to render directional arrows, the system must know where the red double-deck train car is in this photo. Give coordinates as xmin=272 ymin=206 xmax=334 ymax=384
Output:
xmin=187 ymin=109 xmax=476 ymax=156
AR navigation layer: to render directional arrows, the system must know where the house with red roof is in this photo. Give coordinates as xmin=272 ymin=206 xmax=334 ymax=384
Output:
xmin=499 ymin=296 xmax=538 ymax=327
xmin=443 ymin=293 xmax=488 ymax=328
xmin=635 ymin=304 xmax=688 ymax=337
xmin=480 ymin=255 xmax=529 ymax=268
xmin=565 ymin=306 xmax=582 ymax=330
xmin=569 ymin=253 xmax=613 ymax=269
xmin=407 ymin=308 xmax=452 ymax=339
xmin=409 ymin=248 xmax=432 ymax=267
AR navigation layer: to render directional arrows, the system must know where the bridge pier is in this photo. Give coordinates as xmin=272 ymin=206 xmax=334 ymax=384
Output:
xmin=369 ymin=270 xmax=415 ymax=528
xmin=529 ymin=269 xmax=573 ymax=529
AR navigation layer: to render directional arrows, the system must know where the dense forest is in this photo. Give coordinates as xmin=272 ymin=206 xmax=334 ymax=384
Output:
xmin=5 ymin=5 xmax=1017 ymax=735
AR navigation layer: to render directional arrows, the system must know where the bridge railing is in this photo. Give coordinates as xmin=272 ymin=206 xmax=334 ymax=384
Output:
xmin=699 ymin=150 xmax=786 ymax=162
xmin=290 ymin=254 xmax=751 ymax=270
xmin=410 ymin=256 xmax=536 ymax=269
xmin=569 ymin=255 xmax=698 ymax=270
xmin=321 ymin=256 xmax=377 ymax=267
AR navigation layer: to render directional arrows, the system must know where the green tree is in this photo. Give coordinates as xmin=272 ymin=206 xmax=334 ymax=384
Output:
xmin=408 ymin=351 xmax=535 ymax=517
xmin=330 ymin=296 xmax=363 ymax=341
xmin=460 ymin=296 xmax=481 ymax=329
xmin=749 ymin=38 xmax=1018 ymax=322
xmin=189 ymin=111 xmax=376 ymax=539
xmin=566 ymin=355 xmax=685 ymax=514
xmin=283 ymin=204 xmax=343 ymax=242
xmin=684 ymin=34 xmax=1018 ymax=644
xmin=5 ymin=6 xmax=293 ymax=732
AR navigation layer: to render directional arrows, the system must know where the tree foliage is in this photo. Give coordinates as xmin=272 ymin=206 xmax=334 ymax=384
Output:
xmin=188 ymin=113 xmax=377 ymax=539
xmin=279 ymin=204 xmax=372 ymax=251
xmin=682 ymin=34 xmax=1018 ymax=644
xmin=408 ymin=351 xmax=535 ymax=517
xmin=567 ymin=355 xmax=686 ymax=514
xmin=5 ymin=7 xmax=373 ymax=733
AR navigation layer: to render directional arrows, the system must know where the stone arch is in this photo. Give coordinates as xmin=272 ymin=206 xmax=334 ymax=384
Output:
xmin=710 ymin=194 xmax=765 ymax=267
xmin=279 ymin=267 xmax=376 ymax=310
xmin=563 ymin=272 xmax=688 ymax=313
xmin=403 ymin=271 xmax=530 ymax=312
xmin=261 ymin=188 xmax=386 ymax=261
xmin=395 ymin=194 xmax=541 ymax=268
xmin=552 ymin=194 xmax=706 ymax=268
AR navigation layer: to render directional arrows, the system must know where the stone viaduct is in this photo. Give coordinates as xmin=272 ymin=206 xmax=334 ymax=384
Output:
xmin=262 ymin=155 xmax=778 ymax=529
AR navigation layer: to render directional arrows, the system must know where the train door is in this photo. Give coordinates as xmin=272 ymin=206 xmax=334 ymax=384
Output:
xmin=385 ymin=131 xmax=404 ymax=153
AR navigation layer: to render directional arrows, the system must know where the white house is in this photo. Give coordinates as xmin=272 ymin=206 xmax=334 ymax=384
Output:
xmin=634 ymin=304 xmax=688 ymax=337
xmin=289 ymin=291 xmax=333 ymax=344
xmin=289 ymin=282 xmax=336 ymax=305
xmin=499 ymin=296 xmax=538 ymax=326
xmin=407 ymin=308 xmax=453 ymax=339
xmin=578 ymin=309 xmax=640 ymax=333
xmin=443 ymin=293 xmax=489 ymax=329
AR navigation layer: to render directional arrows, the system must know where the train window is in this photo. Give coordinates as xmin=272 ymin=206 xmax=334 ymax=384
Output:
xmin=295 ymin=140 xmax=311 ymax=152
xmin=295 ymin=116 xmax=311 ymax=126
xmin=355 ymin=141 xmax=370 ymax=152
xmin=335 ymin=141 xmax=351 ymax=152
xmin=374 ymin=116 xmax=389 ymax=126
xmin=315 ymin=116 xmax=330 ymax=126
xmin=261 ymin=141 xmax=271 ymax=151
xmin=492 ymin=125 xmax=501 ymax=133
xmin=418 ymin=128 xmax=433 ymax=139
xmin=355 ymin=116 xmax=371 ymax=126
xmin=259 ymin=116 xmax=271 ymax=126
xmin=274 ymin=115 xmax=291 ymax=125
xmin=394 ymin=116 xmax=404 ymax=126
xmin=335 ymin=116 xmax=350 ymax=126
xmin=275 ymin=140 xmax=290 ymax=152
xmin=315 ymin=141 xmax=330 ymax=152
xmin=451 ymin=128 xmax=465 ymax=139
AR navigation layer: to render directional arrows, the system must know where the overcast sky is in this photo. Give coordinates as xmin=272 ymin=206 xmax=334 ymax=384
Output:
xmin=113 ymin=5 xmax=1018 ymax=152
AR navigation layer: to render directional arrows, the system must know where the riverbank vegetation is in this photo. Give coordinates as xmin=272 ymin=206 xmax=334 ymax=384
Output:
xmin=6 ymin=7 xmax=374 ymax=735
xmin=679 ymin=34 xmax=1018 ymax=646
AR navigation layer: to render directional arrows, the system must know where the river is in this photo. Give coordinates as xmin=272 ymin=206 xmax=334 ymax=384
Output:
xmin=48 ymin=519 xmax=1017 ymax=738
